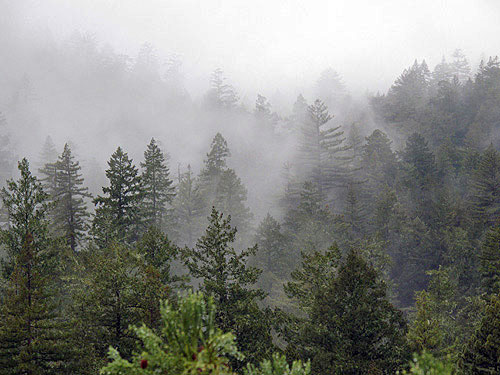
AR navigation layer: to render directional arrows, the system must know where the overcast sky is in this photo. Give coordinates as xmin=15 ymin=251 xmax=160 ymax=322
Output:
xmin=7 ymin=0 xmax=500 ymax=98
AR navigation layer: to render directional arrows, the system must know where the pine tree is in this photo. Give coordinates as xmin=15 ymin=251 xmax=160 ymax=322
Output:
xmin=53 ymin=143 xmax=91 ymax=251
xmin=285 ymin=248 xmax=409 ymax=374
xmin=141 ymin=138 xmax=175 ymax=229
xmin=0 ymin=159 xmax=75 ymax=373
xmin=183 ymin=208 xmax=274 ymax=370
xmin=101 ymin=291 xmax=242 ymax=375
xmin=92 ymin=147 xmax=143 ymax=246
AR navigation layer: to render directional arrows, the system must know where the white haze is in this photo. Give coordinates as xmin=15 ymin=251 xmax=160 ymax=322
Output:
xmin=1 ymin=0 xmax=500 ymax=221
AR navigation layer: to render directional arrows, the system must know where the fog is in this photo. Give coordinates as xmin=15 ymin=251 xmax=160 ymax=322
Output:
xmin=1 ymin=0 xmax=500 ymax=221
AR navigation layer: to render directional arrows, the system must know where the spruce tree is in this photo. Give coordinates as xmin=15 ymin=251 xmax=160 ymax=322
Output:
xmin=141 ymin=138 xmax=175 ymax=229
xmin=92 ymin=147 xmax=143 ymax=246
xmin=53 ymin=143 xmax=91 ymax=251
xmin=183 ymin=207 xmax=274 ymax=370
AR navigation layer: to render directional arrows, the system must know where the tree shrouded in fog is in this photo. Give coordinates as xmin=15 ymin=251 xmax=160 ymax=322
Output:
xmin=52 ymin=143 xmax=91 ymax=251
xmin=141 ymin=138 xmax=175 ymax=229
xmin=92 ymin=147 xmax=143 ymax=246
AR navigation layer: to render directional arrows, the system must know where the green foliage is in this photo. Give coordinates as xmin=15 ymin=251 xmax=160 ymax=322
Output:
xmin=53 ymin=143 xmax=91 ymax=251
xmin=245 ymin=354 xmax=310 ymax=375
xmin=0 ymin=159 xmax=76 ymax=373
xmin=93 ymin=147 xmax=143 ymax=246
xmin=480 ymin=225 xmax=500 ymax=295
xmin=460 ymin=293 xmax=500 ymax=374
xmin=141 ymin=138 xmax=175 ymax=228
xmin=285 ymin=247 xmax=409 ymax=374
xmin=101 ymin=291 xmax=242 ymax=375
xmin=401 ymin=351 xmax=454 ymax=375
xmin=183 ymin=207 xmax=274 ymax=369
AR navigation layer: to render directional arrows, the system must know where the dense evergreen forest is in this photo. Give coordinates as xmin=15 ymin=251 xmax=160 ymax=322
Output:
xmin=2 ymin=35 xmax=500 ymax=374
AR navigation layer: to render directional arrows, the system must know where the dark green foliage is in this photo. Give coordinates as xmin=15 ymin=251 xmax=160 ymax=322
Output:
xmin=93 ymin=147 xmax=143 ymax=246
xmin=0 ymin=159 xmax=75 ymax=374
xmin=141 ymin=138 xmax=175 ymax=228
xmin=101 ymin=291 xmax=242 ymax=375
xmin=285 ymin=247 xmax=409 ymax=374
xmin=470 ymin=145 xmax=500 ymax=227
xmin=461 ymin=294 xmax=500 ymax=374
xmin=53 ymin=143 xmax=91 ymax=251
xmin=480 ymin=225 xmax=500 ymax=295
xmin=183 ymin=207 xmax=274 ymax=370
xmin=73 ymin=243 xmax=170 ymax=361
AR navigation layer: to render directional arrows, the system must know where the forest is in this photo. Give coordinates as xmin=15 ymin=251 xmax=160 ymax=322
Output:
xmin=2 ymin=3 xmax=500 ymax=374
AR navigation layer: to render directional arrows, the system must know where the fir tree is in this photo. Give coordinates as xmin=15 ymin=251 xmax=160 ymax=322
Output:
xmin=141 ymin=138 xmax=175 ymax=229
xmin=205 ymin=68 xmax=239 ymax=110
xmin=183 ymin=207 xmax=274 ymax=370
xmin=53 ymin=143 xmax=91 ymax=251
xmin=92 ymin=147 xmax=143 ymax=246
xmin=0 ymin=159 xmax=75 ymax=373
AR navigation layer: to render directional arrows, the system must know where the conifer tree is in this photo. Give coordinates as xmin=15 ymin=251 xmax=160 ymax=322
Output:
xmin=92 ymin=147 xmax=143 ymax=246
xmin=206 ymin=68 xmax=239 ymax=110
xmin=450 ymin=49 xmax=471 ymax=83
xmin=183 ymin=207 xmax=274 ymax=370
xmin=141 ymin=138 xmax=175 ymax=229
xmin=285 ymin=247 xmax=409 ymax=374
xmin=253 ymin=214 xmax=287 ymax=276
xmin=38 ymin=135 xmax=58 ymax=199
xmin=173 ymin=165 xmax=204 ymax=246
xmin=461 ymin=293 xmax=500 ymax=374
xmin=297 ymin=99 xmax=347 ymax=193
xmin=74 ymin=243 xmax=169 ymax=362
xmin=361 ymin=129 xmax=398 ymax=192
xmin=0 ymin=159 xmax=75 ymax=373
xmin=53 ymin=143 xmax=91 ymax=251
xmin=0 ymin=112 xmax=14 ymax=186
xmin=479 ymin=225 xmax=500 ymax=295
xmin=198 ymin=133 xmax=252 ymax=236
xmin=470 ymin=145 xmax=500 ymax=227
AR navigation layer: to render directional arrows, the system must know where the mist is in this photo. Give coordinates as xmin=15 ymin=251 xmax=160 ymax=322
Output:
xmin=2 ymin=0 xmax=498 ymax=222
